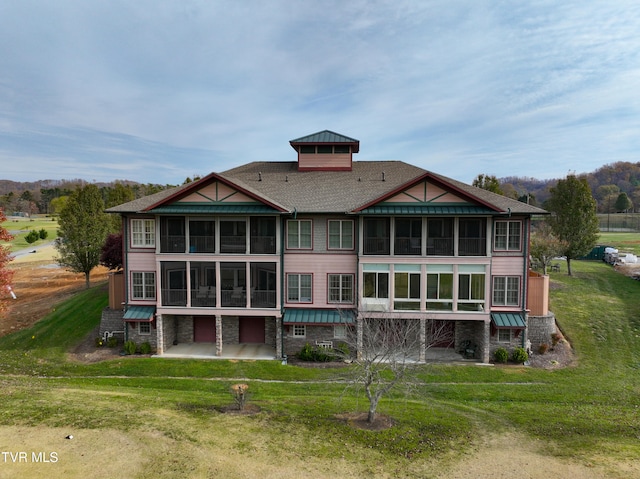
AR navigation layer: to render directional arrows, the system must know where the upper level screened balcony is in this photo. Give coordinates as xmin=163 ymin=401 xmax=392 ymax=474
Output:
xmin=363 ymin=217 xmax=487 ymax=257
xmin=159 ymin=216 xmax=277 ymax=255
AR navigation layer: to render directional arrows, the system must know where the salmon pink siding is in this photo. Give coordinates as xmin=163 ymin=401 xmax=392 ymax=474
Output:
xmin=284 ymin=253 xmax=357 ymax=308
xmin=298 ymin=153 xmax=352 ymax=170
xmin=490 ymin=257 xmax=525 ymax=276
xmin=127 ymin=252 xmax=157 ymax=271
xmin=386 ymin=182 xmax=469 ymax=204
xmin=178 ymin=182 xmax=256 ymax=203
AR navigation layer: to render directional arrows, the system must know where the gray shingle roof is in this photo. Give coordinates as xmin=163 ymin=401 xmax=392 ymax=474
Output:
xmin=289 ymin=130 xmax=359 ymax=144
xmin=107 ymin=160 xmax=547 ymax=216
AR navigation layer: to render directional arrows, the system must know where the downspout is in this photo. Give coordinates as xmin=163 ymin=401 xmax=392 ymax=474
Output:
xmin=280 ymin=213 xmax=287 ymax=361
xmin=123 ymin=214 xmax=130 ymax=343
xmin=521 ymin=217 xmax=530 ymax=349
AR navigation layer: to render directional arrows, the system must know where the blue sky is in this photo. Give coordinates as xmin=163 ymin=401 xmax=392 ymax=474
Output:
xmin=1 ymin=1 xmax=639 ymax=185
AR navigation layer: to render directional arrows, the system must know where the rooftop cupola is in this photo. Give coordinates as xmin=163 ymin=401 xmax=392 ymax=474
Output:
xmin=289 ymin=130 xmax=359 ymax=171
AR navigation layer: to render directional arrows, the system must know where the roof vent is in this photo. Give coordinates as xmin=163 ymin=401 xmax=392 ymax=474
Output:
xmin=258 ymin=172 xmax=262 ymax=181
xmin=382 ymin=171 xmax=386 ymax=182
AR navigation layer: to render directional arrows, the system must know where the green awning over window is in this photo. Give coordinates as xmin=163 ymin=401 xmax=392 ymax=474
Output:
xmin=148 ymin=204 xmax=279 ymax=214
xmin=359 ymin=205 xmax=496 ymax=215
xmin=123 ymin=305 xmax=156 ymax=322
xmin=284 ymin=309 xmax=354 ymax=325
xmin=491 ymin=312 xmax=526 ymax=328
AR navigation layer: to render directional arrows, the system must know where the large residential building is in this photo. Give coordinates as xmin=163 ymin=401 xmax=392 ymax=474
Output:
xmin=105 ymin=130 xmax=548 ymax=363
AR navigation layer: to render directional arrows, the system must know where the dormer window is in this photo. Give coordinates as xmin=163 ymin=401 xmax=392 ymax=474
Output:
xmin=290 ymin=130 xmax=359 ymax=171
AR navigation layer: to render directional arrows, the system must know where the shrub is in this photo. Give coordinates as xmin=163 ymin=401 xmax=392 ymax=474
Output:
xmin=107 ymin=336 xmax=119 ymax=348
xmin=124 ymin=340 xmax=137 ymax=355
xmin=139 ymin=342 xmax=152 ymax=355
xmin=38 ymin=228 xmax=48 ymax=240
xmin=512 ymin=347 xmax=529 ymax=363
xmin=25 ymin=230 xmax=39 ymax=244
xmin=538 ymin=343 xmax=549 ymax=355
xmin=494 ymin=347 xmax=508 ymax=363
xmin=297 ymin=343 xmax=337 ymax=362
xmin=551 ymin=332 xmax=563 ymax=347
xmin=94 ymin=337 xmax=104 ymax=348
xmin=297 ymin=343 xmax=315 ymax=361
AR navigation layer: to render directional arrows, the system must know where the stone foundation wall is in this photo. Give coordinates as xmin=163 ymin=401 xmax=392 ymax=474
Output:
xmin=99 ymin=308 xmax=125 ymax=340
xmin=177 ymin=316 xmax=194 ymax=344
xmin=222 ymin=316 xmax=239 ymax=344
xmin=283 ymin=325 xmax=344 ymax=357
xmin=455 ymin=320 xmax=487 ymax=361
xmin=527 ymin=312 xmax=558 ymax=349
xmin=127 ymin=322 xmax=158 ymax=350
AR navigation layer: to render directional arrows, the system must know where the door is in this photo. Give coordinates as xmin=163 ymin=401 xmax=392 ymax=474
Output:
xmin=239 ymin=317 xmax=265 ymax=343
xmin=193 ymin=316 xmax=216 ymax=343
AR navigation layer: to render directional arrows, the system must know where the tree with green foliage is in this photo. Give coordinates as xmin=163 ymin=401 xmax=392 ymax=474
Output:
xmin=55 ymin=185 xmax=111 ymax=288
xmin=545 ymin=174 xmax=599 ymax=276
xmin=0 ymin=208 xmax=14 ymax=313
xmin=472 ymin=174 xmax=503 ymax=195
xmin=530 ymin=223 xmax=568 ymax=275
xmin=614 ymin=192 xmax=632 ymax=213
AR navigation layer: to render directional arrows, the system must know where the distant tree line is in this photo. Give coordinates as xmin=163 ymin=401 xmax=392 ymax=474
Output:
xmin=0 ymin=179 xmax=174 ymax=216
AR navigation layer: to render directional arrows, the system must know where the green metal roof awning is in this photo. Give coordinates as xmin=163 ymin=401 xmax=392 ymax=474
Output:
xmin=284 ymin=309 xmax=354 ymax=325
xmin=148 ymin=204 xmax=280 ymax=214
xmin=123 ymin=305 xmax=156 ymax=322
xmin=359 ymin=205 xmax=497 ymax=215
xmin=491 ymin=312 xmax=526 ymax=329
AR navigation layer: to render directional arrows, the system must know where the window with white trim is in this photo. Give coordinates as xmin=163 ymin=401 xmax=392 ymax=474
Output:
xmin=292 ymin=324 xmax=306 ymax=337
xmin=492 ymin=276 xmax=520 ymax=306
xmin=328 ymin=220 xmax=354 ymax=249
xmin=363 ymin=271 xmax=389 ymax=299
xmin=132 ymin=272 xmax=156 ymax=299
xmin=334 ymin=324 xmax=347 ymax=339
xmin=287 ymin=220 xmax=312 ymax=249
xmin=458 ymin=272 xmax=485 ymax=311
xmin=498 ymin=329 xmax=512 ymax=342
xmin=131 ymin=219 xmax=155 ymax=248
xmin=394 ymin=271 xmax=421 ymax=311
xmin=426 ymin=272 xmax=453 ymax=311
xmin=494 ymin=220 xmax=521 ymax=251
xmin=287 ymin=274 xmax=312 ymax=302
xmin=139 ymin=322 xmax=151 ymax=335
xmin=328 ymin=274 xmax=354 ymax=303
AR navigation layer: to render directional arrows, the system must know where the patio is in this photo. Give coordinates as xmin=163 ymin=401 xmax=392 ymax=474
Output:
xmin=159 ymin=343 xmax=277 ymax=360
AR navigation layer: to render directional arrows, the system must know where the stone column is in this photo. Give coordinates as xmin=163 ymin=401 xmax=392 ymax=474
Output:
xmin=216 ymin=315 xmax=223 ymax=356
xmin=275 ymin=317 xmax=283 ymax=359
xmin=156 ymin=314 xmax=164 ymax=355
xmin=419 ymin=318 xmax=426 ymax=362
xmin=482 ymin=319 xmax=491 ymax=363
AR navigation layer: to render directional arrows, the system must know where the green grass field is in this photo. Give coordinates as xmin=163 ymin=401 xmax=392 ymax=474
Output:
xmin=0 ymin=260 xmax=639 ymax=478
xmin=2 ymin=215 xmax=59 ymax=251
xmin=598 ymin=231 xmax=640 ymax=256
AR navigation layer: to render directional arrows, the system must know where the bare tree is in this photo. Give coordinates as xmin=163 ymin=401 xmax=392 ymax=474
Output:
xmin=338 ymin=312 xmax=454 ymax=424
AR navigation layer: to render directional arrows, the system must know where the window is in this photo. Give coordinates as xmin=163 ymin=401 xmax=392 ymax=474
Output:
xmin=458 ymin=273 xmax=485 ymax=311
xmin=494 ymin=221 xmax=521 ymax=251
xmin=363 ymin=271 xmax=389 ymax=298
xmin=498 ymin=329 xmax=512 ymax=342
xmin=287 ymin=274 xmax=312 ymax=302
xmin=220 ymin=219 xmax=246 ymax=253
xmin=189 ymin=219 xmax=215 ymax=253
xmin=287 ymin=220 xmax=312 ymax=249
xmin=426 ymin=272 xmax=453 ymax=311
xmin=363 ymin=218 xmax=390 ymax=255
xmin=427 ymin=218 xmax=453 ymax=255
xmin=328 ymin=274 xmax=354 ymax=303
xmin=131 ymin=219 xmax=155 ymax=248
xmin=394 ymin=271 xmax=421 ymax=310
xmin=458 ymin=218 xmax=486 ymax=256
xmin=132 ymin=272 xmax=156 ymax=299
xmin=300 ymin=145 xmax=315 ymax=154
xmin=317 ymin=145 xmax=333 ymax=154
xmin=395 ymin=218 xmax=422 ymax=255
xmin=139 ymin=322 xmax=151 ymax=335
xmin=160 ymin=217 xmax=186 ymax=253
xmin=493 ymin=276 xmax=520 ymax=306
xmin=328 ymin=220 xmax=354 ymax=249
xmin=292 ymin=325 xmax=306 ymax=337
xmin=334 ymin=325 xmax=347 ymax=339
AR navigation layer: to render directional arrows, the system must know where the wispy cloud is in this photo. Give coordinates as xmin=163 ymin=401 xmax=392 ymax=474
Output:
xmin=1 ymin=0 xmax=639 ymax=184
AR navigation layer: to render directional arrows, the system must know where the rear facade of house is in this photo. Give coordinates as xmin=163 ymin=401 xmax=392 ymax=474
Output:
xmin=105 ymin=131 xmax=546 ymax=362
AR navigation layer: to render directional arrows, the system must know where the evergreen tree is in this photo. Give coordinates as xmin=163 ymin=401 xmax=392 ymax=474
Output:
xmin=472 ymin=174 xmax=503 ymax=195
xmin=614 ymin=192 xmax=632 ymax=213
xmin=545 ymin=174 xmax=599 ymax=276
xmin=55 ymin=185 xmax=111 ymax=288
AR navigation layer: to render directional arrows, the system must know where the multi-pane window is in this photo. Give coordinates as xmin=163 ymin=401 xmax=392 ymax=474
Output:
xmin=139 ymin=322 xmax=151 ymax=335
xmin=363 ymin=272 xmax=389 ymax=298
xmin=334 ymin=325 xmax=347 ymax=339
xmin=287 ymin=274 xmax=312 ymax=302
xmin=498 ymin=329 xmax=512 ymax=342
xmin=494 ymin=221 xmax=521 ymax=251
xmin=426 ymin=272 xmax=454 ymax=311
xmin=394 ymin=271 xmax=421 ymax=310
xmin=131 ymin=219 xmax=155 ymax=247
xmin=328 ymin=220 xmax=354 ymax=249
xmin=287 ymin=220 xmax=312 ymax=249
xmin=492 ymin=276 xmax=520 ymax=306
xmin=458 ymin=272 xmax=485 ymax=311
xmin=328 ymin=274 xmax=354 ymax=303
xmin=292 ymin=325 xmax=306 ymax=337
xmin=132 ymin=272 xmax=156 ymax=299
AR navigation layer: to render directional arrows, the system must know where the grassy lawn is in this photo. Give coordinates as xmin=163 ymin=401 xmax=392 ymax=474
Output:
xmin=2 ymin=215 xmax=59 ymax=252
xmin=0 ymin=260 xmax=639 ymax=477
xmin=598 ymin=231 xmax=640 ymax=255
